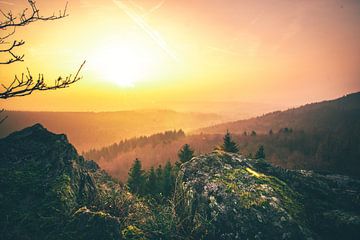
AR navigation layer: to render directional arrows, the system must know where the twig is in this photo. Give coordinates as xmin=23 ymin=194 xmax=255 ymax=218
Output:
xmin=0 ymin=61 xmax=86 ymax=99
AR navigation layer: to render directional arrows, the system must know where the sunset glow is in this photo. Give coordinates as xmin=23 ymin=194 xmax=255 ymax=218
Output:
xmin=88 ymin=39 xmax=161 ymax=87
xmin=0 ymin=0 xmax=359 ymax=112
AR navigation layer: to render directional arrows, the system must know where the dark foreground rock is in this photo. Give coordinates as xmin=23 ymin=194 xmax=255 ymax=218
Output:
xmin=0 ymin=124 xmax=148 ymax=240
xmin=175 ymin=151 xmax=360 ymax=240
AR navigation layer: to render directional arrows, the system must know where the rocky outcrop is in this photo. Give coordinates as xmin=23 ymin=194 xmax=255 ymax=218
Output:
xmin=67 ymin=207 xmax=122 ymax=240
xmin=0 ymin=124 xmax=140 ymax=240
xmin=175 ymin=151 xmax=360 ymax=240
xmin=253 ymin=161 xmax=360 ymax=239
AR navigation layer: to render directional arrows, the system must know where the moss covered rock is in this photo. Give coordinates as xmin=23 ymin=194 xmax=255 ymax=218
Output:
xmin=66 ymin=207 xmax=122 ymax=240
xmin=175 ymin=151 xmax=360 ymax=240
xmin=0 ymin=124 xmax=148 ymax=240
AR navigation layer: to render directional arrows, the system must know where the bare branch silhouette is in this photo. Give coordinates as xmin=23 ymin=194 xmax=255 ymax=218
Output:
xmin=0 ymin=61 xmax=85 ymax=99
xmin=0 ymin=1 xmax=85 ymax=123
xmin=0 ymin=40 xmax=25 ymax=64
xmin=0 ymin=1 xmax=68 ymax=29
xmin=0 ymin=0 xmax=68 ymax=64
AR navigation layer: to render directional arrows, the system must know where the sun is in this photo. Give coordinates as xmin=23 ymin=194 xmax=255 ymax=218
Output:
xmin=89 ymin=40 xmax=160 ymax=87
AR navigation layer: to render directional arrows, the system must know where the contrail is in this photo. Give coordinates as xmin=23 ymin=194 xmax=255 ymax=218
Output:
xmin=128 ymin=0 xmax=145 ymax=13
xmin=113 ymin=0 xmax=178 ymax=62
xmin=128 ymin=0 xmax=165 ymax=17
xmin=146 ymin=0 xmax=166 ymax=16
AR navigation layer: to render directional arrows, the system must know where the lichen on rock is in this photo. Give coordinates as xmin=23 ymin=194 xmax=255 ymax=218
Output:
xmin=174 ymin=151 xmax=360 ymax=240
xmin=0 ymin=124 xmax=150 ymax=240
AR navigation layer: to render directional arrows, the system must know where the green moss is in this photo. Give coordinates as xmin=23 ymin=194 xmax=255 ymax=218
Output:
xmin=95 ymin=211 xmax=109 ymax=218
xmin=51 ymin=173 xmax=76 ymax=209
xmin=257 ymin=174 xmax=304 ymax=220
xmin=122 ymin=225 xmax=147 ymax=240
xmin=212 ymin=166 xmax=304 ymax=220
xmin=243 ymin=167 xmax=304 ymax=221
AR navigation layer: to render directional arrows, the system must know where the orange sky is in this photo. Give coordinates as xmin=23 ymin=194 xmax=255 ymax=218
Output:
xmin=0 ymin=0 xmax=359 ymax=112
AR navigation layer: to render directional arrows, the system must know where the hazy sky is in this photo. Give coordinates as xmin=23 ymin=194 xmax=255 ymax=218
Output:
xmin=0 ymin=0 xmax=359 ymax=112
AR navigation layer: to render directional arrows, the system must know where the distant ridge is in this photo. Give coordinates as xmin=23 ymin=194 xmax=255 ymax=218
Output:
xmin=84 ymin=92 xmax=360 ymax=179
xmin=195 ymin=92 xmax=360 ymax=135
xmin=0 ymin=110 xmax=223 ymax=151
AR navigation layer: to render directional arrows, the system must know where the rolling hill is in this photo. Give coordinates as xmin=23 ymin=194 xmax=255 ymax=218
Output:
xmin=85 ymin=92 xmax=360 ymax=180
xmin=0 ymin=110 xmax=223 ymax=151
xmin=195 ymin=92 xmax=360 ymax=135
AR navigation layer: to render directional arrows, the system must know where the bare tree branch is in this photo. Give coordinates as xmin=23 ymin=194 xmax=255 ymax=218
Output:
xmin=0 ymin=40 xmax=25 ymax=64
xmin=0 ymin=61 xmax=85 ymax=99
xmin=0 ymin=1 xmax=85 ymax=124
xmin=0 ymin=0 xmax=68 ymax=64
xmin=0 ymin=27 xmax=15 ymax=44
xmin=0 ymin=0 xmax=68 ymax=29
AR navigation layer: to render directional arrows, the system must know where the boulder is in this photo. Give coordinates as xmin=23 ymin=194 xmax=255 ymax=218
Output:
xmin=175 ymin=151 xmax=360 ymax=240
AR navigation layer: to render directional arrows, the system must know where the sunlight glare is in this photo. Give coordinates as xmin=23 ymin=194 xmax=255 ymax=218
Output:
xmin=89 ymin=40 xmax=159 ymax=87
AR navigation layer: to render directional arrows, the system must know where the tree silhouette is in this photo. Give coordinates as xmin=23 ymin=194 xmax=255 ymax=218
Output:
xmin=178 ymin=144 xmax=194 ymax=164
xmin=222 ymin=130 xmax=239 ymax=153
xmin=0 ymin=1 xmax=85 ymax=121
xmin=162 ymin=161 xmax=174 ymax=198
xmin=255 ymin=145 xmax=265 ymax=159
xmin=127 ymin=158 xmax=145 ymax=195
xmin=155 ymin=165 xmax=163 ymax=195
xmin=145 ymin=166 xmax=157 ymax=196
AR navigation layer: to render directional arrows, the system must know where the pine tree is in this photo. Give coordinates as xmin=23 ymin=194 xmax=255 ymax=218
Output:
xmin=178 ymin=144 xmax=194 ymax=163
xmin=155 ymin=165 xmax=163 ymax=195
xmin=255 ymin=145 xmax=265 ymax=159
xmin=146 ymin=166 xmax=157 ymax=196
xmin=163 ymin=161 xmax=174 ymax=198
xmin=222 ymin=130 xmax=239 ymax=153
xmin=127 ymin=158 xmax=145 ymax=195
